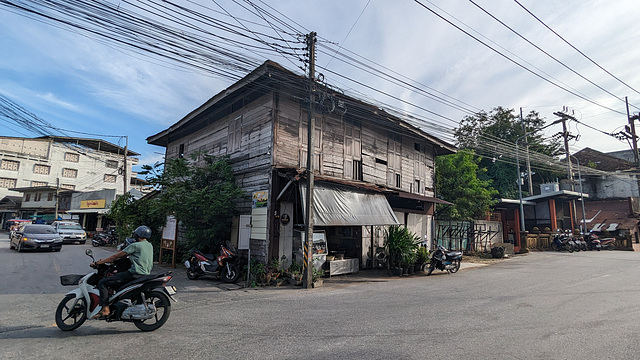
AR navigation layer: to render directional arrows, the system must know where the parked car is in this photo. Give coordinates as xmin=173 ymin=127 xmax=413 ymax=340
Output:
xmin=10 ymin=224 xmax=63 ymax=252
xmin=51 ymin=221 xmax=87 ymax=244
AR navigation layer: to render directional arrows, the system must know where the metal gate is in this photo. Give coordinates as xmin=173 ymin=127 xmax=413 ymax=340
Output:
xmin=434 ymin=220 xmax=501 ymax=252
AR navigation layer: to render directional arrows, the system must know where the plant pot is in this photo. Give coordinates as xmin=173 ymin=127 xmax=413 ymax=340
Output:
xmin=414 ymin=264 xmax=423 ymax=273
xmin=312 ymin=279 xmax=323 ymax=288
xmin=402 ymin=266 xmax=409 ymax=276
xmin=408 ymin=266 xmax=415 ymax=275
xmin=390 ymin=267 xmax=402 ymax=276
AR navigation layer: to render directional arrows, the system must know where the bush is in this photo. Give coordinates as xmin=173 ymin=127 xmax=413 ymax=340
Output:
xmin=385 ymin=225 xmax=421 ymax=268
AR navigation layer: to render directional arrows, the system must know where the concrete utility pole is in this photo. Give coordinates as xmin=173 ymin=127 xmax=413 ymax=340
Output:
xmin=520 ymin=107 xmax=534 ymax=195
xmin=626 ymin=96 xmax=639 ymax=166
xmin=303 ymin=32 xmax=316 ymax=289
xmin=123 ymin=135 xmax=128 ymax=195
xmin=554 ymin=110 xmax=578 ymax=230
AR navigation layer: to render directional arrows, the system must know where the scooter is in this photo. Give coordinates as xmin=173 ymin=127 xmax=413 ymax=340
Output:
xmin=55 ymin=249 xmax=177 ymax=332
xmin=425 ymin=245 xmax=462 ymax=275
xmin=584 ymin=233 xmax=601 ymax=251
xmin=91 ymin=232 xmax=117 ymax=247
xmin=185 ymin=244 xmax=241 ymax=283
xmin=551 ymin=231 xmax=574 ymax=252
xmin=600 ymin=237 xmax=616 ymax=250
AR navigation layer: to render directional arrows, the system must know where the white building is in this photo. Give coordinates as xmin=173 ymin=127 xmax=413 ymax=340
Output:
xmin=0 ymin=136 xmax=140 ymax=227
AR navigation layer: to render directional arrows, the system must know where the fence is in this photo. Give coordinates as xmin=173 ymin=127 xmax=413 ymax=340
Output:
xmin=434 ymin=220 xmax=503 ymax=252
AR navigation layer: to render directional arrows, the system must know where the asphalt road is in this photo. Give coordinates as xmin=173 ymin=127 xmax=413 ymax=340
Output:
xmin=2 ymin=231 xmax=640 ymax=360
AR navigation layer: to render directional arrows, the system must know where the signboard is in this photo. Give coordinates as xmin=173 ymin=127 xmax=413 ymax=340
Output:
xmin=80 ymin=199 xmax=106 ymax=209
xmin=252 ymin=190 xmax=268 ymax=208
xmin=159 ymin=215 xmax=178 ymax=268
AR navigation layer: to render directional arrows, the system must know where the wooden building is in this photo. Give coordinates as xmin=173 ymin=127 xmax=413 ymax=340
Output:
xmin=147 ymin=61 xmax=455 ymax=267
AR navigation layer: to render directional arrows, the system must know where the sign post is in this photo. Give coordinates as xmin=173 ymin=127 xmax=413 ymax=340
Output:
xmin=159 ymin=215 xmax=178 ymax=268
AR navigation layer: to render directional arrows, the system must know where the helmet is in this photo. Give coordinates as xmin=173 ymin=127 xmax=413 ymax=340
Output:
xmin=133 ymin=225 xmax=152 ymax=240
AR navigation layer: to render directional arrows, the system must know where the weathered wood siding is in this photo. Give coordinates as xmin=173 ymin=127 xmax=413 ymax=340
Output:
xmin=273 ymin=96 xmax=438 ymax=197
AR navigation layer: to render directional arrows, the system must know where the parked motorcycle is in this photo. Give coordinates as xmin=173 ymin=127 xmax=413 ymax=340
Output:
xmin=91 ymin=231 xmax=117 ymax=247
xmin=600 ymin=237 xmax=616 ymax=250
xmin=573 ymin=234 xmax=588 ymax=251
xmin=425 ymin=245 xmax=462 ymax=275
xmin=551 ymin=231 xmax=574 ymax=252
xmin=55 ymin=249 xmax=177 ymax=332
xmin=185 ymin=244 xmax=241 ymax=283
xmin=584 ymin=232 xmax=601 ymax=251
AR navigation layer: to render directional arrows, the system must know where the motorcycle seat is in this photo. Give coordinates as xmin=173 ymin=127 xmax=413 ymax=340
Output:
xmin=117 ymin=272 xmax=172 ymax=290
xmin=446 ymin=251 xmax=462 ymax=257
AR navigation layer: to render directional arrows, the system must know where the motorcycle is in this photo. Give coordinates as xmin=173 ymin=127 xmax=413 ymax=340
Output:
xmin=55 ymin=249 xmax=177 ymax=332
xmin=600 ymin=236 xmax=616 ymax=250
xmin=425 ymin=245 xmax=462 ymax=275
xmin=551 ymin=231 xmax=574 ymax=252
xmin=584 ymin=232 xmax=601 ymax=251
xmin=92 ymin=231 xmax=117 ymax=247
xmin=573 ymin=234 xmax=588 ymax=251
xmin=185 ymin=244 xmax=241 ymax=283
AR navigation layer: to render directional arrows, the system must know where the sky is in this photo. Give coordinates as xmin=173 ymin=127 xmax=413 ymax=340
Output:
xmin=2 ymin=0 xmax=640 ymax=175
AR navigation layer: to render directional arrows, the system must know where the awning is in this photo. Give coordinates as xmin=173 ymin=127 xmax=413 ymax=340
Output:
xmin=66 ymin=208 xmax=110 ymax=214
xmin=300 ymin=183 xmax=399 ymax=226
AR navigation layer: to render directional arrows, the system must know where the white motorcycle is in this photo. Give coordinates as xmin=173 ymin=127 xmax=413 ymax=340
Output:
xmin=55 ymin=249 xmax=177 ymax=332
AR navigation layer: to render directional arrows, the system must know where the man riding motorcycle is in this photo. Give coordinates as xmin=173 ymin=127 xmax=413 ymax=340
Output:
xmin=91 ymin=225 xmax=153 ymax=319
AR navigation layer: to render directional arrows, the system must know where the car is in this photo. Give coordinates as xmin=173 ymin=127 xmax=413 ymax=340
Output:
xmin=9 ymin=224 xmax=63 ymax=252
xmin=51 ymin=221 xmax=87 ymax=244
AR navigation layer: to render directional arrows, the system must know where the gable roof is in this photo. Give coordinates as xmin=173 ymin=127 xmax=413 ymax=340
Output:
xmin=147 ymin=60 xmax=456 ymax=154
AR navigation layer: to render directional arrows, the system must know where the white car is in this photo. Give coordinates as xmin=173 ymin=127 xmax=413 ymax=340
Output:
xmin=51 ymin=221 xmax=87 ymax=244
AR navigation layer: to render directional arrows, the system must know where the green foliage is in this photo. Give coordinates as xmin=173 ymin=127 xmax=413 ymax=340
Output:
xmin=416 ymin=247 xmax=430 ymax=264
xmin=384 ymin=225 xmax=421 ymax=268
xmin=435 ymin=149 xmax=499 ymax=220
xmin=139 ymin=152 xmax=246 ymax=253
xmin=107 ymin=192 xmax=165 ymax=260
xmin=454 ymin=106 xmax=564 ymax=198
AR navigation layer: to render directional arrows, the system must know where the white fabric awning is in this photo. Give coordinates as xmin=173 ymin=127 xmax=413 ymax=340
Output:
xmin=66 ymin=208 xmax=109 ymax=214
xmin=300 ymin=183 xmax=399 ymax=226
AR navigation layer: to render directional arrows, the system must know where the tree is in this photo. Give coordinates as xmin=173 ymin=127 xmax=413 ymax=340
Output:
xmin=435 ymin=149 xmax=498 ymax=220
xmin=140 ymin=153 xmax=247 ymax=253
xmin=454 ymin=106 xmax=564 ymax=198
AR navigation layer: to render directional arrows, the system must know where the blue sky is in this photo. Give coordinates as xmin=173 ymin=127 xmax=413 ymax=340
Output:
xmin=2 ymin=0 xmax=640 ymax=174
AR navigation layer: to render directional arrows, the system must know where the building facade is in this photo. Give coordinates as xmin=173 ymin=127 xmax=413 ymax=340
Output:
xmin=148 ymin=61 xmax=456 ymax=267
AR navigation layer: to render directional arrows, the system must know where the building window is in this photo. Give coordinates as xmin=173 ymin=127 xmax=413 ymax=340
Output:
xmin=31 ymin=181 xmax=47 ymax=187
xmin=25 ymin=193 xmax=30 ymax=202
xmin=65 ymin=152 xmax=80 ymax=162
xmin=34 ymin=193 xmax=42 ymax=202
xmin=353 ymin=160 xmax=363 ymax=181
xmin=62 ymin=168 xmax=78 ymax=178
xmin=0 ymin=177 xmax=17 ymax=188
xmin=34 ymin=164 xmax=51 ymax=175
xmin=179 ymin=144 xmax=185 ymax=159
xmin=415 ymin=180 xmax=420 ymax=194
xmin=104 ymin=174 xmax=117 ymax=183
xmin=395 ymin=173 xmax=401 ymax=188
xmin=47 ymin=192 xmax=54 ymax=201
xmin=414 ymin=143 xmax=420 ymax=151
xmin=61 ymin=184 xmax=75 ymax=190
xmin=1 ymin=159 xmax=19 ymax=171
xmin=106 ymin=160 xmax=118 ymax=169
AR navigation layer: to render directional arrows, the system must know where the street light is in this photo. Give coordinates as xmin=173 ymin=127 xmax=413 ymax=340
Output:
xmin=515 ymin=119 xmax=563 ymax=231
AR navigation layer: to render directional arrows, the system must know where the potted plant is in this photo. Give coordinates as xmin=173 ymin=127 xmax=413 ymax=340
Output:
xmin=385 ymin=225 xmax=421 ymax=277
xmin=416 ymin=247 xmax=429 ymax=272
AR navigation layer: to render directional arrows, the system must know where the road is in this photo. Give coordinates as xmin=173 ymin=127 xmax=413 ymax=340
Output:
xmin=2 ymin=231 xmax=640 ymax=360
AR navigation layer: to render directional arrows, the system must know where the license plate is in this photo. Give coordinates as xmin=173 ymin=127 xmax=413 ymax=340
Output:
xmin=41 ymin=244 xmax=49 ymax=248
xmin=70 ymin=236 xmax=76 ymax=238
xmin=165 ymin=286 xmax=176 ymax=295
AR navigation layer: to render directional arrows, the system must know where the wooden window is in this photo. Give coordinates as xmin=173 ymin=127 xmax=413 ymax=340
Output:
xmin=34 ymin=193 xmax=42 ymax=202
xmin=31 ymin=181 xmax=47 ymax=187
xmin=25 ymin=193 xmax=30 ymax=202
xmin=0 ymin=177 xmax=17 ymax=188
xmin=415 ymin=179 xmax=421 ymax=194
xmin=395 ymin=173 xmax=401 ymax=188
xmin=47 ymin=192 xmax=54 ymax=201
xmin=227 ymin=116 xmax=242 ymax=153
xmin=65 ymin=152 xmax=80 ymax=162
xmin=179 ymin=144 xmax=185 ymax=159
xmin=1 ymin=159 xmax=19 ymax=171
xmin=61 ymin=184 xmax=75 ymax=190
xmin=62 ymin=168 xmax=78 ymax=178
xmin=104 ymin=174 xmax=117 ymax=183
xmin=353 ymin=160 xmax=363 ymax=181
xmin=33 ymin=164 xmax=50 ymax=175
xmin=106 ymin=160 xmax=118 ymax=169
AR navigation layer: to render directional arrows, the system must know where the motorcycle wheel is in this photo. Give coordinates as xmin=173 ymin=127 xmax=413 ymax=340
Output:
xmin=581 ymin=244 xmax=587 ymax=251
xmin=92 ymin=241 xmax=99 ymax=247
xmin=55 ymin=294 xmax=87 ymax=331
xmin=221 ymin=264 xmax=241 ymax=283
xmin=448 ymin=259 xmax=461 ymax=274
xmin=550 ymin=242 xmax=560 ymax=251
xmin=186 ymin=269 xmax=200 ymax=280
xmin=567 ymin=245 xmax=574 ymax=253
xmin=425 ymin=264 xmax=434 ymax=276
xmin=133 ymin=291 xmax=171 ymax=331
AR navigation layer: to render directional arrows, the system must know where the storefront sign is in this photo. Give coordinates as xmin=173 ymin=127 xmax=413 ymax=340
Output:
xmin=80 ymin=199 xmax=106 ymax=209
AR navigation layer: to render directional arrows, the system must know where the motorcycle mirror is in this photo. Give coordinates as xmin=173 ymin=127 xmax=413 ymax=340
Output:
xmin=85 ymin=249 xmax=94 ymax=260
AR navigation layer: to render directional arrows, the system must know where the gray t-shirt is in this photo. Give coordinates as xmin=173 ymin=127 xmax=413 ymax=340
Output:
xmin=124 ymin=240 xmax=153 ymax=275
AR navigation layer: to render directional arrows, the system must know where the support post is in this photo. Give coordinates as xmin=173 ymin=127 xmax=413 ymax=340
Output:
xmin=303 ymin=32 xmax=316 ymax=289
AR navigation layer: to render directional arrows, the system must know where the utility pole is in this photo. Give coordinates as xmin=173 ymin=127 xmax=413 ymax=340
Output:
xmin=554 ymin=110 xmax=579 ymax=230
xmin=123 ymin=135 xmax=128 ymax=195
xmin=626 ymin=96 xmax=639 ymax=166
xmin=55 ymin=177 xmax=60 ymax=221
xmin=303 ymin=32 xmax=316 ymax=289
xmin=520 ymin=107 xmax=533 ymax=195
